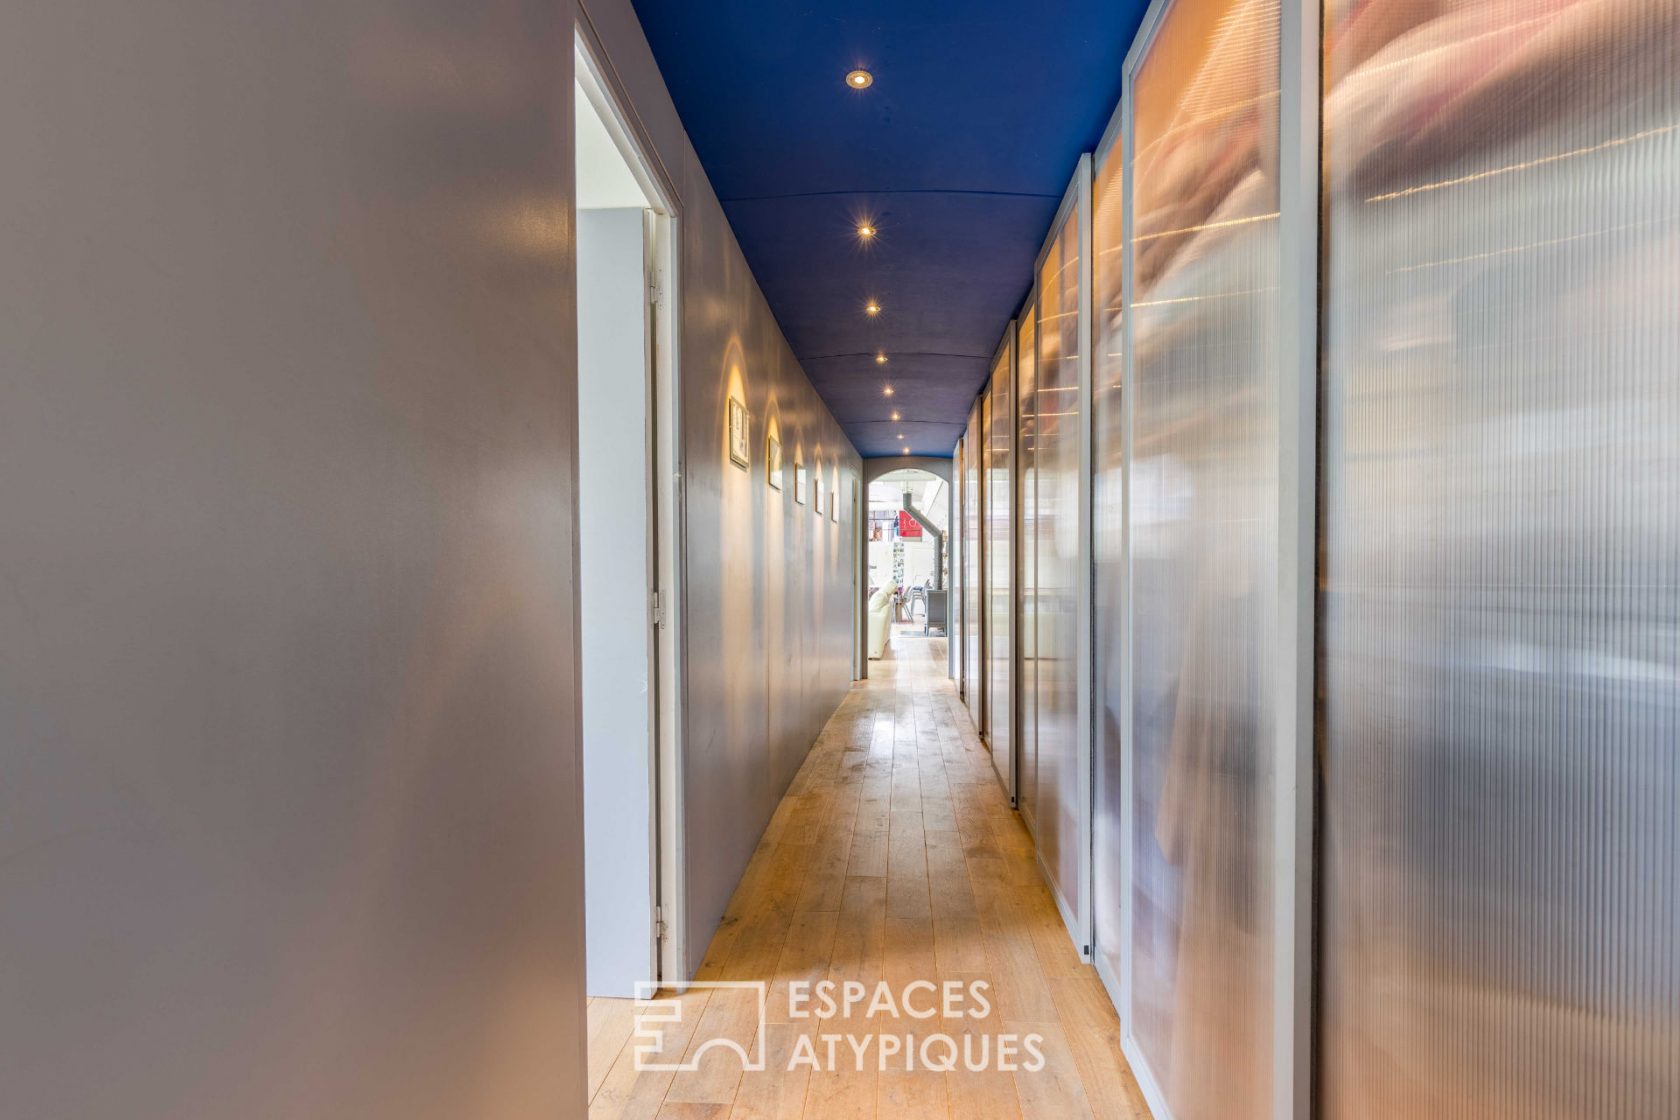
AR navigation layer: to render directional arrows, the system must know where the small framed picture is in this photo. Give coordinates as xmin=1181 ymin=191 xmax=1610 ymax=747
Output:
xmin=830 ymin=489 xmax=838 ymax=521
xmin=815 ymin=479 xmax=824 ymax=515
xmin=794 ymin=462 xmax=808 ymax=504
xmin=727 ymin=397 xmax=750 ymax=469
xmin=766 ymin=435 xmax=782 ymax=489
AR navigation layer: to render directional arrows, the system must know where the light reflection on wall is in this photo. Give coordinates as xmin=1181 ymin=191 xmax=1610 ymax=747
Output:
xmin=718 ymin=338 xmax=754 ymax=781
xmin=762 ymin=406 xmax=786 ymax=756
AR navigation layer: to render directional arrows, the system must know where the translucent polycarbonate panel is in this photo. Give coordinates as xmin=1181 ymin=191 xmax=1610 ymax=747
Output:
xmin=1128 ymin=0 xmax=1280 ymax=1112
xmin=1034 ymin=213 xmax=1084 ymax=922
xmin=963 ymin=400 xmax=984 ymax=730
xmin=981 ymin=386 xmax=987 ymax=752
xmin=1017 ymin=308 xmax=1040 ymax=825
xmin=952 ymin=437 xmax=965 ymax=697
xmin=986 ymin=348 xmax=1014 ymax=797
xmin=1319 ymin=0 xmax=1680 ymax=1115
xmin=1091 ymin=141 xmax=1126 ymax=989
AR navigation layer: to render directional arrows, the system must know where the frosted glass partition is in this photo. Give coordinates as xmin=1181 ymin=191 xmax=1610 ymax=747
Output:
xmin=1319 ymin=0 xmax=1680 ymax=1115
xmin=1126 ymin=0 xmax=1280 ymax=1113
xmin=963 ymin=400 xmax=984 ymax=730
xmin=1091 ymin=137 xmax=1126 ymax=993
xmin=985 ymin=340 xmax=1014 ymax=796
xmin=1034 ymin=207 xmax=1084 ymax=927
xmin=1016 ymin=307 xmax=1039 ymax=823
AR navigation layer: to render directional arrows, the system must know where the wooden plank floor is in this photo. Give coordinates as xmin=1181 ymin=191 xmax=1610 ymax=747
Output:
xmin=587 ymin=627 xmax=1151 ymax=1120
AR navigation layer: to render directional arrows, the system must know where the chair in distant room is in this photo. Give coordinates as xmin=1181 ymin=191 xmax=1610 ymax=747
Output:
xmin=922 ymin=589 xmax=947 ymax=636
xmin=906 ymin=584 xmax=928 ymax=625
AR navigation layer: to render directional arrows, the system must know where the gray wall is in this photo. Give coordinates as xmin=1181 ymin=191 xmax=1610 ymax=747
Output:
xmin=0 ymin=2 xmax=589 ymax=1117
xmin=578 ymin=0 xmax=862 ymax=974
xmin=0 ymin=3 xmax=860 ymax=1111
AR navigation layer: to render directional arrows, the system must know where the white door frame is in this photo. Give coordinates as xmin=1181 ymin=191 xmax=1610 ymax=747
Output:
xmin=575 ymin=26 xmax=688 ymax=985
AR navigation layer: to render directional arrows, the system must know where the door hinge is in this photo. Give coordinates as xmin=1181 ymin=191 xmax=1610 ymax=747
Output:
xmin=655 ymin=906 xmax=668 ymax=940
xmin=651 ymin=590 xmax=666 ymax=628
xmin=649 ymin=269 xmax=665 ymax=309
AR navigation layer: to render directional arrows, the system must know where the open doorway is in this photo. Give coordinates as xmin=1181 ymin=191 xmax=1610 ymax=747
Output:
xmin=574 ymin=31 xmax=683 ymax=1013
xmin=864 ymin=468 xmax=950 ymax=661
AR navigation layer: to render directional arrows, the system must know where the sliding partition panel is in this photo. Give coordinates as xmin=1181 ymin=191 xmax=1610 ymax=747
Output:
xmin=1091 ymin=131 xmax=1127 ymax=996
xmin=1126 ymin=0 xmax=1281 ymax=1113
xmin=1016 ymin=306 xmax=1040 ymax=827
xmin=981 ymin=386 xmax=993 ymax=700
xmin=986 ymin=335 xmax=1015 ymax=796
xmin=953 ymin=437 xmax=966 ymax=697
xmin=963 ymin=399 xmax=984 ymax=731
xmin=1033 ymin=177 xmax=1089 ymax=943
xmin=980 ymin=386 xmax=996 ymax=741
xmin=1319 ymin=1 xmax=1680 ymax=1116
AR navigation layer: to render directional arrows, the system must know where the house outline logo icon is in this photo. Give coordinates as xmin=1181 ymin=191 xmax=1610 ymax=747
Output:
xmin=631 ymin=981 xmax=768 ymax=1073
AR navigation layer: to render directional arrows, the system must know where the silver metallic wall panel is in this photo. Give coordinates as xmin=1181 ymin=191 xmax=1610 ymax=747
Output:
xmin=986 ymin=336 xmax=1016 ymax=798
xmin=1127 ymin=0 xmax=1282 ymax=1113
xmin=0 ymin=2 xmax=591 ymax=1114
xmin=580 ymin=0 xmax=863 ymax=979
xmin=1034 ymin=206 xmax=1086 ymax=928
xmin=1318 ymin=0 xmax=1680 ymax=1115
xmin=1017 ymin=307 xmax=1041 ymax=831
xmin=964 ymin=399 xmax=986 ymax=731
xmin=1092 ymin=136 xmax=1127 ymax=991
xmin=677 ymin=231 xmax=859 ymax=969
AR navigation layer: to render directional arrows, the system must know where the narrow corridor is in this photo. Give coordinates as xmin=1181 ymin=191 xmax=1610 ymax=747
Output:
xmin=586 ymin=629 xmax=1147 ymax=1119
xmin=9 ymin=1 xmax=1678 ymax=1116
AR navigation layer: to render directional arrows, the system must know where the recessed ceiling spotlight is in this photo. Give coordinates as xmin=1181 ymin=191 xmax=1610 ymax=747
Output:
xmin=882 ymin=384 xmax=894 ymax=397
xmin=846 ymin=69 xmax=873 ymax=90
xmin=857 ymin=223 xmax=877 ymax=239
xmin=875 ymin=352 xmax=888 ymax=364
xmin=864 ymin=300 xmax=880 ymax=316
xmin=902 ymin=447 xmax=910 ymax=455
xmin=890 ymin=410 xmax=900 ymax=421
xmin=897 ymin=433 xmax=905 ymax=440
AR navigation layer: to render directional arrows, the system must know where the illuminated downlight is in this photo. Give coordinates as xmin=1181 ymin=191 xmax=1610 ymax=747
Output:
xmin=890 ymin=411 xmax=900 ymax=422
xmin=864 ymin=300 xmax=881 ymax=316
xmin=846 ymin=69 xmax=873 ymax=89
xmin=882 ymin=384 xmax=894 ymax=397
xmin=858 ymin=224 xmax=877 ymax=239
xmin=876 ymin=352 xmax=888 ymax=364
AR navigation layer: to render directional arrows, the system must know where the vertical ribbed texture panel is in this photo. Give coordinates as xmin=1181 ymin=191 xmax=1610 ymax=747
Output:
xmin=953 ymin=437 xmax=965 ymax=698
xmin=964 ymin=401 xmax=984 ymax=730
xmin=1128 ymin=0 xmax=1281 ymax=1114
xmin=1093 ymin=144 xmax=1128 ymax=986
xmin=987 ymin=346 xmax=1015 ymax=794
xmin=1036 ymin=216 xmax=1086 ymax=921
xmin=1319 ymin=0 xmax=1680 ymax=1115
xmin=1018 ymin=309 xmax=1042 ymax=830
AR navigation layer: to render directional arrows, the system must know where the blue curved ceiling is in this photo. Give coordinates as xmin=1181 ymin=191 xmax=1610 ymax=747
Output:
xmin=630 ymin=1 xmax=1147 ymax=457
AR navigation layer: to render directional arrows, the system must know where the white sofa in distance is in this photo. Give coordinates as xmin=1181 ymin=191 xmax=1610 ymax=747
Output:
xmin=867 ymin=584 xmax=896 ymax=659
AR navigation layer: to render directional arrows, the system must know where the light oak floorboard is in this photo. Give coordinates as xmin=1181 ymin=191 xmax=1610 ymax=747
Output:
xmin=588 ymin=628 xmax=1148 ymax=1119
